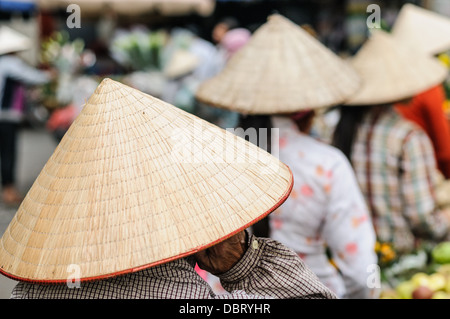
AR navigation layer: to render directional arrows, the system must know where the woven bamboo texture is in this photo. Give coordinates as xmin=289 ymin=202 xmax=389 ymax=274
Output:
xmin=345 ymin=30 xmax=448 ymax=106
xmin=195 ymin=14 xmax=361 ymax=115
xmin=0 ymin=78 xmax=293 ymax=283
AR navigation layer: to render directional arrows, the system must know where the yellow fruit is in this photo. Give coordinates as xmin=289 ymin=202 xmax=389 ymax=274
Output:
xmin=437 ymin=264 xmax=450 ymax=277
xmin=438 ymin=53 xmax=450 ymax=68
xmin=411 ymin=272 xmax=430 ymax=288
xmin=428 ymin=273 xmax=447 ymax=291
xmin=396 ymin=281 xmax=416 ymax=299
xmin=379 ymin=289 xmax=400 ymax=299
xmin=432 ymin=291 xmax=450 ymax=299
xmin=374 ymin=242 xmax=381 ymax=252
xmin=445 ymin=279 xmax=450 ymax=293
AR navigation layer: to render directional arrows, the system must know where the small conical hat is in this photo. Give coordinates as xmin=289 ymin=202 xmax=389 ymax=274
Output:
xmin=345 ymin=30 xmax=447 ymax=106
xmin=0 ymin=26 xmax=31 ymax=55
xmin=164 ymin=49 xmax=199 ymax=79
xmin=0 ymin=78 xmax=293 ymax=283
xmin=195 ymin=14 xmax=361 ymax=115
xmin=391 ymin=3 xmax=450 ymax=56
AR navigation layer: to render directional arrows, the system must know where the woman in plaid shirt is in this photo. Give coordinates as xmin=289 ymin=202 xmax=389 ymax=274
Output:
xmin=331 ymin=31 xmax=450 ymax=255
xmin=10 ymin=230 xmax=336 ymax=299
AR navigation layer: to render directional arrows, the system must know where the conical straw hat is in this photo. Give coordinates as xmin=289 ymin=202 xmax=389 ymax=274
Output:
xmin=164 ymin=49 xmax=199 ymax=79
xmin=391 ymin=3 xmax=450 ymax=56
xmin=344 ymin=30 xmax=447 ymax=106
xmin=0 ymin=26 xmax=32 ymax=56
xmin=0 ymin=78 xmax=293 ymax=283
xmin=195 ymin=14 xmax=361 ymax=115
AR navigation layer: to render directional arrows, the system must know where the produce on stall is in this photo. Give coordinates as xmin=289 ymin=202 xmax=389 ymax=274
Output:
xmin=379 ymin=241 xmax=450 ymax=299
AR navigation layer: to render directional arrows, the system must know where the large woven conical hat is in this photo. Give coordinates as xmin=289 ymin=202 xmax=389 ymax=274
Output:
xmin=345 ymin=30 xmax=447 ymax=106
xmin=195 ymin=14 xmax=361 ymax=115
xmin=0 ymin=26 xmax=32 ymax=56
xmin=0 ymin=78 xmax=293 ymax=283
xmin=391 ymin=3 xmax=450 ymax=56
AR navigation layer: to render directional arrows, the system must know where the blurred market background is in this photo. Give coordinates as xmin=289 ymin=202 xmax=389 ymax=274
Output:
xmin=1 ymin=0 xmax=450 ymax=299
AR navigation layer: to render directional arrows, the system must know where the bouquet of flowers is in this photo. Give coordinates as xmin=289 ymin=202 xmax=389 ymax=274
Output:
xmin=109 ymin=26 xmax=168 ymax=72
xmin=41 ymin=31 xmax=86 ymax=74
xmin=39 ymin=31 xmax=96 ymax=109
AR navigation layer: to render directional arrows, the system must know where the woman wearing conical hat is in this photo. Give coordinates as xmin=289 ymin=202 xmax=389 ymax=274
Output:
xmin=196 ymin=14 xmax=379 ymax=299
xmin=390 ymin=3 xmax=450 ymax=180
xmin=0 ymin=26 xmax=53 ymax=205
xmin=0 ymin=78 xmax=336 ymax=299
xmin=331 ymin=30 xmax=450 ymax=256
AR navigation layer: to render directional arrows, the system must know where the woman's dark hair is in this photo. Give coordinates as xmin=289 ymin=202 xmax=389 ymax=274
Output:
xmin=291 ymin=110 xmax=315 ymax=134
xmin=331 ymin=105 xmax=369 ymax=162
xmin=237 ymin=114 xmax=273 ymax=154
xmin=236 ymin=114 xmax=272 ymax=238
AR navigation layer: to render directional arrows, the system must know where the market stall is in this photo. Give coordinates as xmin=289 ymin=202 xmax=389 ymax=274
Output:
xmin=379 ymin=241 xmax=450 ymax=299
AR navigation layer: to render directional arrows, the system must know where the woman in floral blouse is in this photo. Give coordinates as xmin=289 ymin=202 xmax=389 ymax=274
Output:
xmin=269 ymin=112 xmax=378 ymax=299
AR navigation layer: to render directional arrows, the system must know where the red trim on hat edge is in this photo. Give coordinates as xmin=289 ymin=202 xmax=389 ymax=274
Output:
xmin=0 ymin=167 xmax=294 ymax=285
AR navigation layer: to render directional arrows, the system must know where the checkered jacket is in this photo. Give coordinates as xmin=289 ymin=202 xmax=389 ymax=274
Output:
xmin=351 ymin=107 xmax=449 ymax=253
xmin=10 ymin=234 xmax=336 ymax=299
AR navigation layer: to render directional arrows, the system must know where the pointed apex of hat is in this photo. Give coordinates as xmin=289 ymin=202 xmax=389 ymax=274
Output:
xmin=86 ymin=78 xmax=123 ymax=102
xmin=99 ymin=77 xmax=115 ymax=86
xmin=267 ymin=13 xmax=285 ymax=22
xmin=82 ymin=77 xmax=160 ymax=115
xmin=91 ymin=77 xmax=128 ymax=96
xmin=265 ymin=13 xmax=303 ymax=31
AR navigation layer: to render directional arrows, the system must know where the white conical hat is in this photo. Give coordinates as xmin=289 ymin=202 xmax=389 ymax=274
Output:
xmin=0 ymin=78 xmax=293 ymax=283
xmin=345 ymin=30 xmax=448 ymax=106
xmin=391 ymin=3 xmax=450 ymax=55
xmin=195 ymin=14 xmax=361 ymax=115
xmin=0 ymin=25 xmax=32 ymax=55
